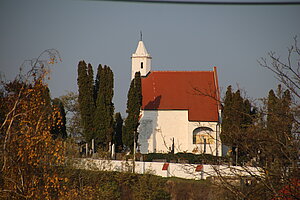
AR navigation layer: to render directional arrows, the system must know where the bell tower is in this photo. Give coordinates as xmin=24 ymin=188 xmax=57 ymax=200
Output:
xmin=131 ymin=33 xmax=152 ymax=80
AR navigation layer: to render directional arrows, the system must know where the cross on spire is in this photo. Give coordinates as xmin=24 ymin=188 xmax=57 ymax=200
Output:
xmin=140 ymin=31 xmax=143 ymax=41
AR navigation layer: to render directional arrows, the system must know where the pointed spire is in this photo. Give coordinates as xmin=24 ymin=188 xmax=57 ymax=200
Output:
xmin=134 ymin=41 xmax=149 ymax=56
xmin=132 ymin=33 xmax=150 ymax=57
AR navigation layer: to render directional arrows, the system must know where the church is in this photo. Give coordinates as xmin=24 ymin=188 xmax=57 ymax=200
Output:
xmin=132 ymin=39 xmax=222 ymax=156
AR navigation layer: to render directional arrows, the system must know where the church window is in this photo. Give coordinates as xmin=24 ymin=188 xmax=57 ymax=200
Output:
xmin=193 ymin=127 xmax=214 ymax=144
xmin=141 ymin=62 xmax=143 ymax=69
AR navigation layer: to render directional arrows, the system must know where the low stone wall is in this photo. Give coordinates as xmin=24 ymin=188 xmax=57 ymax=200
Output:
xmin=72 ymin=158 xmax=262 ymax=180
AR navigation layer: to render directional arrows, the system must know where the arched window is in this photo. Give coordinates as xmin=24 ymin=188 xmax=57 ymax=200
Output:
xmin=193 ymin=127 xmax=214 ymax=144
xmin=141 ymin=62 xmax=143 ymax=69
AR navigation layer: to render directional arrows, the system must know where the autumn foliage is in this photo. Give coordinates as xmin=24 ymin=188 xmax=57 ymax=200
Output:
xmin=0 ymin=51 xmax=68 ymax=199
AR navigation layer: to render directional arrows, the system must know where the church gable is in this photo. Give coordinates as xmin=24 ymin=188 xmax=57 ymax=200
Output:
xmin=141 ymin=69 xmax=220 ymax=122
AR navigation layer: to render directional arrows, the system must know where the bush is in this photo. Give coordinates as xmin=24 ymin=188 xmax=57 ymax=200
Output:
xmin=57 ymin=167 xmax=170 ymax=200
xmin=143 ymin=153 xmax=229 ymax=164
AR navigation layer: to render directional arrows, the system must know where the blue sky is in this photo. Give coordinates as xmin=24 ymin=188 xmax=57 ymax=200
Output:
xmin=1 ymin=0 xmax=300 ymax=115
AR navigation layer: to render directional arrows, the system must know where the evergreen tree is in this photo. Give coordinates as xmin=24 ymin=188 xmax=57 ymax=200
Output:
xmin=105 ymin=66 xmax=114 ymax=148
xmin=51 ymin=98 xmax=67 ymax=139
xmin=77 ymin=61 xmax=115 ymax=150
xmin=93 ymin=65 xmax=114 ymax=150
xmin=114 ymin=112 xmax=123 ymax=153
xmin=94 ymin=65 xmax=105 ymax=148
xmin=221 ymin=86 xmax=255 ymax=164
xmin=220 ymin=85 xmax=234 ymax=145
xmin=87 ymin=63 xmax=96 ymax=139
xmin=123 ymin=72 xmax=142 ymax=152
xmin=266 ymin=85 xmax=295 ymax=166
xmin=77 ymin=61 xmax=95 ymax=143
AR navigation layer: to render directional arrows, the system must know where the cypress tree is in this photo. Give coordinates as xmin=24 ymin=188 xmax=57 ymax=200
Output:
xmin=93 ymin=65 xmax=114 ymax=151
xmin=105 ymin=66 xmax=114 ymax=147
xmin=94 ymin=64 xmax=104 ymax=148
xmin=221 ymin=87 xmax=254 ymax=146
xmin=114 ymin=112 xmax=123 ymax=153
xmin=220 ymin=85 xmax=234 ymax=145
xmin=123 ymin=72 xmax=142 ymax=152
xmin=77 ymin=61 xmax=95 ymax=143
xmin=221 ymin=86 xmax=255 ymax=164
xmin=77 ymin=61 xmax=115 ymax=150
xmin=266 ymin=85 xmax=294 ymax=165
xmin=87 ymin=63 xmax=96 ymax=140
xmin=266 ymin=86 xmax=292 ymax=140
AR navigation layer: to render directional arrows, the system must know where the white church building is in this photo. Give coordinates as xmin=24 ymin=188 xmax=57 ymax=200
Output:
xmin=132 ymin=39 xmax=222 ymax=156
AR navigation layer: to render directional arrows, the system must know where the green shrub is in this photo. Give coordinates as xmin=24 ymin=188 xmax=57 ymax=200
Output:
xmin=58 ymin=167 xmax=170 ymax=199
xmin=143 ymin=153 xmax=229 ymax=164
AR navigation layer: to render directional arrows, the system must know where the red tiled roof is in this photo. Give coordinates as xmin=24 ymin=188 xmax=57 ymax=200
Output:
xmin=141 ymin=68 xmax=220 ymax=121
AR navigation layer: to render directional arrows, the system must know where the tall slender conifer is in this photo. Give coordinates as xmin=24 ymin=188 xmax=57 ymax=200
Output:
xmin=77 ymin=61 xmax=94 ymax=143
xmin=123 ymin=72 xmax=142 ymax=152
xmin=221 ymin=85 xmax=255 ymax=164
xmin=93 ymin=65 xmax=114 ymax=150
xmin=266 ymin=85 xmax=295 ymax=166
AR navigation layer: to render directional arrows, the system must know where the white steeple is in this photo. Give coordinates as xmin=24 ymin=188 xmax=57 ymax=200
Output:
xmin=131 ymin=35 xmax=152 ymax=80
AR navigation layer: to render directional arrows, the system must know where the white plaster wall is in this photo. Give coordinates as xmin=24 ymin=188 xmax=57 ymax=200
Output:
xmin=138 ymin=110 xmax=189 ymax=154
xmin=74 ymin=158 xmax=262 ymax=180
xmin=138 ymin=110 xmax=222 ymax=155
xmin=131 ymin=57 xmax=151 ymax=79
